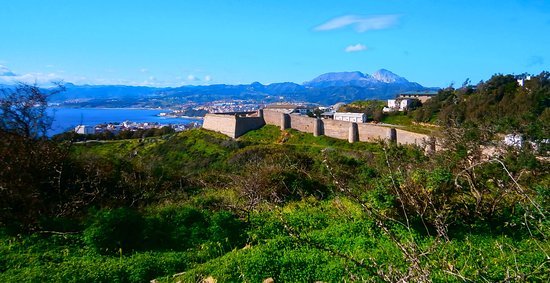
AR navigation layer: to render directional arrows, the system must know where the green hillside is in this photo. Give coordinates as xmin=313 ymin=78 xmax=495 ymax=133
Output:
xmin=1 ymin=124 xmax=548 ymax=282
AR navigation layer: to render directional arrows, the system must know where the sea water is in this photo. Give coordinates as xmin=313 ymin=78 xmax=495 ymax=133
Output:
xmin=47 ymin=108 xmax=202 ymax=136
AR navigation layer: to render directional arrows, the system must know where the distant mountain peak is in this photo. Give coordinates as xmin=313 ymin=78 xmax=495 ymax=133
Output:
xmin=304 ymin=69 xmax=412 ymax=86
xmin=372 ymin=69 xmax=409 ymax=83
xmin=305 ymin=71 xmax=370 ymax=84
xmin=303 ymin=69 xmax=417 ymax=88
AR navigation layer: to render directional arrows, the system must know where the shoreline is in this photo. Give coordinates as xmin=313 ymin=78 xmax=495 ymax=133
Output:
xmin=158 ymin=115 xmax=204 ymax=120
xmin=49 ymin=106 xmax=170 ymax=111
xmin=49 ymin=106 xmax=205 ymax=120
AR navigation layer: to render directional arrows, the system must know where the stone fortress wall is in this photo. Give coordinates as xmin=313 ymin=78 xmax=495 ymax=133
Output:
xmin=202 ymin=114 xmax=238 ymax=138
xmin=202 ymin=111 xmax=265 ymax=138
xmin=203 ymin=109 xmax=436 ymax=150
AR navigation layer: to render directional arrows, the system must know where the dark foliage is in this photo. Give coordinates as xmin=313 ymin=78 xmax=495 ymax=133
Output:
xmin=0 ymin=83 xmax=64 ymax=139
xmin=411 ymin=72 xmax=550 ymax=142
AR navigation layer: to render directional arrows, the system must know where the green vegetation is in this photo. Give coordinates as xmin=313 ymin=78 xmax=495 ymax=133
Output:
xmin=340 ymin=99 xmax=435 ymax=135
xmin=1 ymin=76 xmax=549 ymax=282
xmin=380 ymin=113 xmax=413 ymax=126
xmin=346 ymin=72 xmax=549 ymax=140
xmin=339 ymin=100 xmax=386 ymax=121
xmin=410 ymin=72 xmax=549 ymax=142
xmin=52 ymin=126 xmax=176 ymax=142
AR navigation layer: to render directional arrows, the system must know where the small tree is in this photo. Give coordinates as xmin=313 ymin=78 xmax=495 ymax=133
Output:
xmin=0 ymin=82 xmax=66 ymax=230
xmin=0 ymin=82 xmax=65 ymax=139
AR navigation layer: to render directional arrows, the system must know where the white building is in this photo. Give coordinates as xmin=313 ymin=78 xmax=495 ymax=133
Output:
xmin=74 ymin=125 xmax=95 ymax=135
xmin=517 ymin=76 xmax=531 ymax=87
xmin=333 ymin=112 xmax=367 ymax=123
xmin=384 ymin=99 xmax=414 ymax=112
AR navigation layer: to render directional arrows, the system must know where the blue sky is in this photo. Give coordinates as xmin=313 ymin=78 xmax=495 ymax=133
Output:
xmin=0 ymin=0 xmax=548 ymax=87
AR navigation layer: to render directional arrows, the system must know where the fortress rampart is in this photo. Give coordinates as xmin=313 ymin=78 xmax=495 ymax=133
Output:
xmin=202 ymin=111 xmax=265 ymax=138
xmin=203 ymin=109 xmax=436 ymax=150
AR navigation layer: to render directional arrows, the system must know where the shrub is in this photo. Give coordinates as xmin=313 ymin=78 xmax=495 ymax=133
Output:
xmin=208 ymin=210 xmax=247 ymax=250
xmin=143 ymin=206 xmax=209 ymax=251
xmin=84 ymin=208 xmax=144 ymax=254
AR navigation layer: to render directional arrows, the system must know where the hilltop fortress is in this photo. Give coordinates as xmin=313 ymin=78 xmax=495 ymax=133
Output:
xmin=203 ymin=108 xmax=437 ymax=151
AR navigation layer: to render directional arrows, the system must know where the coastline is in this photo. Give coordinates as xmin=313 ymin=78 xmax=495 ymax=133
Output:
xmin=49 ymin=106 xmax=170 ymax=111
xmin=47 ymin=107 xmax=203 ymax=136
xmin=158 ymin=114 xmax=204 ymax=120
xmin=49 ymin=106 xmax=205 ymax=120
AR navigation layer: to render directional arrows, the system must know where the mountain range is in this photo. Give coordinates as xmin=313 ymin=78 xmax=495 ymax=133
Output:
xmin=47 ymin=69 xmax=437 ymax=107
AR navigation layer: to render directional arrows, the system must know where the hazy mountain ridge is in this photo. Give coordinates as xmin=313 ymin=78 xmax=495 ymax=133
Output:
xmin=48 ymin=69 xmax=436 ymax=106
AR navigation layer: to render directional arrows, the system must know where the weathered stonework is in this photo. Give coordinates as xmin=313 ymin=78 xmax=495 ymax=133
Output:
xmin=203 ymin=109 xmax=437 ymax=150
xmin=348 ymin=123 xmax=359 ymax=143
xmin=203 ymin=112 xmax=264 ymax=138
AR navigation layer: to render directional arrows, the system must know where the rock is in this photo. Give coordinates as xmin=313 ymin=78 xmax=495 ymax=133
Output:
xmin=263 ymin=278 xmax=275 ymax=283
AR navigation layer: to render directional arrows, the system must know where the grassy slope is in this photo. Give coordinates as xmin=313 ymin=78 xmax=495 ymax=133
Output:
xmin=169 ymin=198 xmax=548 ymax=282
xmin=1 ymin=127 xmax=548 ymax=282
xmin=381 ymin=114 xmax=439 ymax=135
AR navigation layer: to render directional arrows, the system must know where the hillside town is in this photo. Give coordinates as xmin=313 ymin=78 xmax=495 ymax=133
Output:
xmin=74 ymin=120 xmax=200 ymax=135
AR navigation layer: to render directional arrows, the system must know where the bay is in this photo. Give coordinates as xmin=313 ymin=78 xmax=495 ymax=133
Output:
xmin=47 ymin=107 xmax=202 ymax=136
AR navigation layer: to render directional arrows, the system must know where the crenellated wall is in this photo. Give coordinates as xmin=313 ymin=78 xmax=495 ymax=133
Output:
xmin=203 ymin=109 xmax=436 ymax=150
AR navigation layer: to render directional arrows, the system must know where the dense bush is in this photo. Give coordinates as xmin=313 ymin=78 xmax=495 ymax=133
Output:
xmin=208 ymin=210 xmax=247 ymax=250
xmin=84 ymin=208 xmax=145 ymax=254
xmin=83 ymin=205 xmax=247 ymax=255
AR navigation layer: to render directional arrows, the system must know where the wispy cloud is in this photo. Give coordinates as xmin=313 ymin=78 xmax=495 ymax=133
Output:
xmin=0 ymin=65 xmax=214 ymax=87
xmin=187 ymin=75 xmax=199 ymax=81
xmin=0 ymin=65 xmax=63 ymax=85
xmin=315 ymin=14 xmax=400 ymax=33
xmin=345 ymin=43 xmax=367 ymax=52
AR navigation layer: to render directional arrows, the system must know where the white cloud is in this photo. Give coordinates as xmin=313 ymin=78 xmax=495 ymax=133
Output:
xmin=0 ymin=65 xmax=63 ymax=85
xmin=187 ymin=75 xmax=199 ymax=81
xmin=0 ymin=65 xmax=212 ymax=87
xmin=315 ymin=14 xmax=400 ymax=33
xmin=139 ymin=68 xmax=149 ymax=73
xmin=345 ymin=43 xmax=368 ymax=52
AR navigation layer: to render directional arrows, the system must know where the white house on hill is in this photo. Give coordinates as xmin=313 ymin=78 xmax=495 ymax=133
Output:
xmin=384 ymin=99 xmax=413 ymax=112
xmin=333 ymin=112 xmax=367 ymax=123
xmin=384 ymin=91 xmax=438 ymax=112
